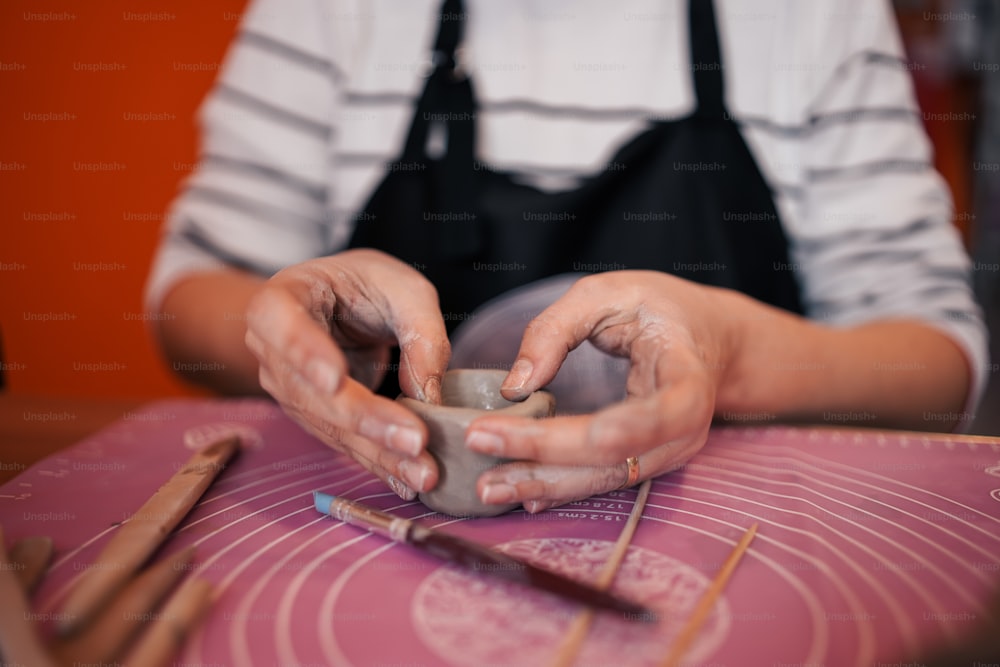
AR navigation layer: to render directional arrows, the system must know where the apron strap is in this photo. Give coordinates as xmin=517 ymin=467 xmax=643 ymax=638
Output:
xmin=399 ymin=0 xmax=482 ymax=258
xmin=689 ymin=0 xmax=726 ymax=118
xmin=433 ymin=0 xmax=465 ymax=71
xmin=400 ymin=0 xmax=468 ymax=162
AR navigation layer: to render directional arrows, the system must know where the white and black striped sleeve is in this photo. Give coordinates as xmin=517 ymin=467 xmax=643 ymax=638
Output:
xmin=144 ymin=0 xmax=339 ymax=311
xmin=787 ymin=0 xmax=988 ymax=416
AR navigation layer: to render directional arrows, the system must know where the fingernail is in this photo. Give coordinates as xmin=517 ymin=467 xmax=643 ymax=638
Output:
xmin=524 ymin=500 xmax=552 ymax=514
xmin=386 ymin=475 xmax=416 ymax=501
xmin=423 ymin=375 xmax=442 ymax=404
xmin=502 ymin=359 xmax=533 ymax=397
xmin=466 ymin=430 xmax=505 ymax=455
xmin=481 ymin=483 xmax=517 ymax=504
xmin=305 ymin=359 xmax=340 ymax=393
xmin=386 ymin=424 xmax=423 ymax=457
xmin=399 ymin=460 xmax=432 ymax=492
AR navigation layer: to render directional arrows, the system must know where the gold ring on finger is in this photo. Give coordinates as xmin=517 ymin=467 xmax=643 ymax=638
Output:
xmin=619 ymin=456 xmax=640 ymax=489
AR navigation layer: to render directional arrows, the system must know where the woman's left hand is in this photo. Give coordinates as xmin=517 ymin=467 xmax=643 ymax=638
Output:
xmin=465 ymin=271 xmax=735 ymax=512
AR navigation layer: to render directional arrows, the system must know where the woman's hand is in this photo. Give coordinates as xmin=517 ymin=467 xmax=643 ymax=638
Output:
xmin=244 ymin=249 xmax=450 ymax=500
xmin=465 ymin=271 xmax=735 ymax=512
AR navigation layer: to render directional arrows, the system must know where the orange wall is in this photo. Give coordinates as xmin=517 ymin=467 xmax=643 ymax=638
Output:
xmin=1 ymin=1 xmax=247 ymax=398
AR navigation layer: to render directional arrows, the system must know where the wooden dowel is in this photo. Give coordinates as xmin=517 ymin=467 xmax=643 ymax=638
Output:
xmin=0 ymin=526 xmax=58 ymax=667
xmin=49 ymin=547 xmax=196 ymax=667
xmin=9 ymin=535 xmax=53 ymax=595
xmin=119 ymin=577 xmax=215 ymax=667
xmin=57 ymin=436 xmax=238 ymax=636
xmin=596 ymin=481 xmax=653 ymax=591
xmin=550 ymin=480 xmax=653 ymax=667
xmin=661 ymin=523 xmax=759 ymax=667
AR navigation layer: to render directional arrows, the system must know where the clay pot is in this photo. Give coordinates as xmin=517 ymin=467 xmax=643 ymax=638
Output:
xmin=450 ymin=274 xmax=629 ymax=415
xmin=397 ymin=369 xmax=555 ymax=517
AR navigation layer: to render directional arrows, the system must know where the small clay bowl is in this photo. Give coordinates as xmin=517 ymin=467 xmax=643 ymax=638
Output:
xmin=397 ymin=369 xmax=555 ymax=517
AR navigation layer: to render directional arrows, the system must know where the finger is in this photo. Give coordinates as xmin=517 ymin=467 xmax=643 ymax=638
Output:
xmin=313 ymin=424 xmax=435 ymax=501
xmin=499 ymin=276 xmax=629 ymax=400
xmin=327 ymin=422 xmax=439 ymax=496
xmin=380 ymin=278 xmax=450 ymax=404
xmin=258 ymin=348 xmax=432 ymax=460
xmin=263 ymin=365 xmax=439 ymax=494
xmin=467 ymin=373 xmax=713 ymax=465
xmin=245 ymin=285 xmax=348 ymax=395
xmin=475 ymin=461 xmax=622 ymax=507
xmin=290 ymin=409 xmax=428 ymax=501
xmin=395 ymin=310 xmax=450 ymax=404
xmin=477 ymin=437 xmax=704 ymax=509
xmin=337 ymin=249 xmax=451 ymax=403
xmin=287 ymin=406 xmax=415 ymax=500
xmin=523 ymin=500 xmax=556 ymax=514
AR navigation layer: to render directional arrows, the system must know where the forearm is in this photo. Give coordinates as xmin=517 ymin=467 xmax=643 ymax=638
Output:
xmin=715 ymin=290 xmax=971 ymax=431
xmin=152 ymin=270 xmax=266 ymax=395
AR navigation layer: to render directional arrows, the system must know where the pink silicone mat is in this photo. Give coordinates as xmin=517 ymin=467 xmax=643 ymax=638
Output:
xmin=2 ymin=399 xmax=998 ymax=666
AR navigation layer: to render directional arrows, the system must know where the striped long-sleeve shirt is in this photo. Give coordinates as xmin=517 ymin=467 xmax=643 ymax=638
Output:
xmin=145 ymin=0 xmax=989 ymax=411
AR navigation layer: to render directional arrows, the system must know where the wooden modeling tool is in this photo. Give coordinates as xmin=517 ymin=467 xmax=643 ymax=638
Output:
xmin=57 ymin=435 xmax=238 ymax=635
xmin=49 ymin=546 xmax=197 ymax=666
xmin=9 ymin=535 xmax=53 ymax=594
xmin=119 ymin=577 xmax=215 ymax=667
xmin=0 ymin=526 xmax=58 ymax=667
xmin=661 ymin=523 xmax=759 ymax=667
xmin=550 ymin=479 xmax=653 ymax=667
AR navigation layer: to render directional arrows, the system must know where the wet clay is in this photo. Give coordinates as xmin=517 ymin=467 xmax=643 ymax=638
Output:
xmin=397 ymin=369 xmax=555 ymax=517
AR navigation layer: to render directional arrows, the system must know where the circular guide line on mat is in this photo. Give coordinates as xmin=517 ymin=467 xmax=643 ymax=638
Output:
xmin=412 ymin=538 xmax=729 ymax=667
xmin=696 ymin=450 xmax=996 ymax=597
xmin=655 ymin=482 xmax=907 ymax=656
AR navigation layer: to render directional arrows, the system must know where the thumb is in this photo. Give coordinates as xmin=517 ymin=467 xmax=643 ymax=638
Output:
xmin=393 ymin=311 xmax=451 ymax=405
xmin=500 ymin=285 xmax=613 ymax=401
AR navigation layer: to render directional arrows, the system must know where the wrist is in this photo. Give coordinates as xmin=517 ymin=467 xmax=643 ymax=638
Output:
xmin=710 ymin=289 xmax=823 ymax=418
xmin=708 ymin=288 xmax=760 ymax=408
xmin=158 ymin=270 xmax=266 ymax=395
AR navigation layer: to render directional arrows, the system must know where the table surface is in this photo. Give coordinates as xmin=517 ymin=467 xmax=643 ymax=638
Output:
xmin=1 ymin=398 xmax=999 ymax=667
xmin=0 ymin=393 xmax=142 ymax=484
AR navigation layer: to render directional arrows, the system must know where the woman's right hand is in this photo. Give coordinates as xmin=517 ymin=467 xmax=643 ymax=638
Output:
xmin=244 ymin=249 xmax=450 ymax=500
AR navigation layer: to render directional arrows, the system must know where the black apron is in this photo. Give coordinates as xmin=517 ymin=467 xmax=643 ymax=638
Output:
xmin=348 ymin=0 xmax=802 ymax=393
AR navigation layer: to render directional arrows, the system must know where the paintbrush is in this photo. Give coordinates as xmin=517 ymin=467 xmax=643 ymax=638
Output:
xmin=313 ymin=491 xmax=653 ymax=619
